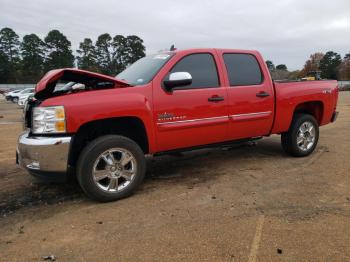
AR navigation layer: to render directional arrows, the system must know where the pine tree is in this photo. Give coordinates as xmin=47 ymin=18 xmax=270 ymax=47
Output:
xmin=76 ymin=38 xmax=98 ymax=72
xmin=125 ymin=35 xmax=145 ymax=66
xmin=21 ymin=34 xmax=45 ymax=82
xmin=95 ymin=33 xmax=114 ymax=75
xmin=44 ymin=30 xmax=74 ymax=72
xmin=0 ymin=27 xmax=21 ymax=82
xmin=319 ymin=51 xmax=342 ymax=79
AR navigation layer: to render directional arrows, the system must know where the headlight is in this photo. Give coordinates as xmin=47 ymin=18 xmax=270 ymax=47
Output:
xmin=32 ymin=106 xmax=66 ymax=134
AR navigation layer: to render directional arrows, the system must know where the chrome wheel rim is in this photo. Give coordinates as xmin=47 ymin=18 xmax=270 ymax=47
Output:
xmin=92 ymin=148 xmax=137 ymax=192
xmin=296 ymin=121 xmax=316 ymax=151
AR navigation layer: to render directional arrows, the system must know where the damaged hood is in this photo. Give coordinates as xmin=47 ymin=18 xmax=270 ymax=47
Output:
xmin=35 ymin=68 xmax=131 ymax=99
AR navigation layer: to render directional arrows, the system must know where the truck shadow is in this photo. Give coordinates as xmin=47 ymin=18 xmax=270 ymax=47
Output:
xmin=0 ymin=138 xmax=284 ymax=217
xmin=146 ymin=139 xmax=283 ymax=179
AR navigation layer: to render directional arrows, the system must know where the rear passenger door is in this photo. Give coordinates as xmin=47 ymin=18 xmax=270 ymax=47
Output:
xmin=153 ymin=51 xmax=229 ymax=152
xmin=220 ymin=52 xmax=274 ymax=140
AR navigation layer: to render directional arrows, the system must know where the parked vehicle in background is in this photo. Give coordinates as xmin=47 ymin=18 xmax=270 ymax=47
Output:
xmin=17 ymin=48 xmax=339 ymax=202
xmin=0 ymin=88 xmax=14 ymax=95
xmin=10 ymin=88 xmax=35 ymax=103
xmin=18 ymin=92 xmax=35 ymax=108
xmin=301 ymin=71 xmax=322 ymax=81
xmin=5 ymin=89 xmax=21 ymax=101
xmin=22 ymin=94 xmax=35 ymax=109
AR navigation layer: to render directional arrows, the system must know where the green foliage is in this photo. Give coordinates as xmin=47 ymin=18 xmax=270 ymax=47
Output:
xmin=0 ymin=27 xmax=147 ymax=82
xmin=44 ymin=30 xmax=74 ymax=72
xmin=319 ymin=51 xmax=342 ymax=79
xmin=3 ymin=26 xmax=349 ymax=84
xmin=125 ymin=35 xmax=146 ymax=65
xmin=94 ymin=33 xmax=146 ymax=75
xmin=113 ymin=35 xmax=128 ymax=73
xmin=0 ymin=27 xmax=20 ymax=63
xmin=339 ymin=52 xmax=350 ymax=80
xmin=276 ymin=64 xmax=287 ymax=70
xmin=76 ymin=38 xmax=98 ymax=72
xmin=0 ymin=50 xmax=10 ymax=83
xmin=95 ymin=33 xmax=114 ymax=75
xmin=0 ymin=27 xmax=20 ymax=82
xmin=21 ymin=34 xmax=45 ymax=83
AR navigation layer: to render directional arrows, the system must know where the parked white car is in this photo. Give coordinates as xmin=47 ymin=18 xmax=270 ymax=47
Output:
xmin=5 ymin=89 xmax=22 ymax=101
xmin=22 ymin=94 xmax=35 ymax=110
xmin=11 ymin=88 xmax=35 ymax=103
xmin=18 ymin=92 xmax=34 ymax=107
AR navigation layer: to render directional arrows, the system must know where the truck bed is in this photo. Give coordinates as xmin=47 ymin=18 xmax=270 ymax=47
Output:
xmin=271 ymin=80 xmax=338 ymax=134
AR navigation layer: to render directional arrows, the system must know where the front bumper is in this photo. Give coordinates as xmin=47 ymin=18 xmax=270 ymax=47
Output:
xmin=16 ymin=132 xmax=72 ymax=181
xmin=18 ymin=99 xmax=25 ymax=106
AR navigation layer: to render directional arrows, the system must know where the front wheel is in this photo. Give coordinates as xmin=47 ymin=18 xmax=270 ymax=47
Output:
xmin=12 ymin=97 xmax=18 ymax=103
xmin=281 ymin=114 xmax=319 ymax=157
xmin=77 ymin=135 xmax=146 ymax=202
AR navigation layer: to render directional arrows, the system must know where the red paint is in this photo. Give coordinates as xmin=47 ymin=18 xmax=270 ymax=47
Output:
xmin=38 ymin=48 xmax=339 ymax=154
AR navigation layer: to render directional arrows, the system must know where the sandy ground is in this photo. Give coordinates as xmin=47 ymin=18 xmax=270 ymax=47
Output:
xmin=0 ymin=93 xmax=349 ymax=261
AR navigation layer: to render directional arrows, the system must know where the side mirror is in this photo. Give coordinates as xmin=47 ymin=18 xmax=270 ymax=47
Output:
xmin=163 ymin=72 xmax=192 ymax=91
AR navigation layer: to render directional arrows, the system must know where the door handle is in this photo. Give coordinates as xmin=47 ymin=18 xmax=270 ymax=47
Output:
xmin=256 ymin=91 xmax=270 ymax=98
xmin=208 ymin=96 xmax=225 ymax=102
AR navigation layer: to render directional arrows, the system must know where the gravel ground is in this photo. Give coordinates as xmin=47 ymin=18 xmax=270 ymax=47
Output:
xmin=0 ymin=93 xmax=349 ymax=261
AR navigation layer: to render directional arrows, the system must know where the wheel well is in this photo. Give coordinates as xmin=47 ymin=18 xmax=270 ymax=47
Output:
xmin=294 ymin=101 xmax=324 ymax=124
xmin=68 ymin=117 xmax=148 ymax=167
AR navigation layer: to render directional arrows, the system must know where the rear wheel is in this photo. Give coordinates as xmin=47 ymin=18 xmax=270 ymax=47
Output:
xmin=281 ymin=114 xmax=319 ymax=157
xmin=77 ymin=135 xmax=146 ymax=202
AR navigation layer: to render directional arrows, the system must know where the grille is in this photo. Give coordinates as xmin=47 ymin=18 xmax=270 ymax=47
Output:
xmin=24 ymin=98 xmax=38 ymax=129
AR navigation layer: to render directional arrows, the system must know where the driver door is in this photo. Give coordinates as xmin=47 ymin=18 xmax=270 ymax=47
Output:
xmin=152 ymin=51 xmax=229 ymax=152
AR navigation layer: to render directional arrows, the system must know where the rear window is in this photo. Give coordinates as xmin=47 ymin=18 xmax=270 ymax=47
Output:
xmin=223 ymin=54 xmax=263 ymax=86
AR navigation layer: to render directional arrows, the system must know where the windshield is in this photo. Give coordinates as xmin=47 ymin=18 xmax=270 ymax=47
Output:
xmin=116 ymin=53 xmax=174 ymax=86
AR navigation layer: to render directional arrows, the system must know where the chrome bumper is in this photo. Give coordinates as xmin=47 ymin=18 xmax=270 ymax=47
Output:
xmin=17 ymin=132 xmax=71 ymax=174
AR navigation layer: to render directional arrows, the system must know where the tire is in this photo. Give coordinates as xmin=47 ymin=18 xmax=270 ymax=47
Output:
xmin=12 ymin=97 xmax=18 ymax=103
xmin=281 ymin=113 xmax=319 ymax=157
xmin=77 ymin=135 xmax=146 ymax=202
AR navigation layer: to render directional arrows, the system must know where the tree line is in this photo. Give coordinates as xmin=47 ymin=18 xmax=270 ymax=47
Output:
xmin=1 ymin=26 xmax=349 ymax=83
xmin=0 ymin=27 xmax=145 ymax=83
xmin=266 ymin=50 xmax=350 ymax=81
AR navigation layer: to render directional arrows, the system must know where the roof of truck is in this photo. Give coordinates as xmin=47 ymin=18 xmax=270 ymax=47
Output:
xmin=167 ymin=48 xmax=260 ymax=55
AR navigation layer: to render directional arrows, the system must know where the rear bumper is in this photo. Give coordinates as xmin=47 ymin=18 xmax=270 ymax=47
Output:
xmin=331 ymin=111 xmax=339 ymax=122
xmin=16 ymin=132 xmax=72 ymax=182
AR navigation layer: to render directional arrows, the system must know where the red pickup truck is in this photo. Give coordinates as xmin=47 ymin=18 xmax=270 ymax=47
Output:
xmin=17 ymin=48 xmax=339 ymax=202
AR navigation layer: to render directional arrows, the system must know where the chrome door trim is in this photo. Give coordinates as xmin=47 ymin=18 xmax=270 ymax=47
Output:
xmin=157 ymin=115 xmax=229 ymax=131
xmin=157 ymin=115 xmax=229 ymax=125
xmin=230 ymin=111 xmax=272 ymax=122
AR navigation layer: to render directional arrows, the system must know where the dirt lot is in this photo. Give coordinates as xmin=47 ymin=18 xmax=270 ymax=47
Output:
xmin=0 ymin=93 xmax=349 ymax=261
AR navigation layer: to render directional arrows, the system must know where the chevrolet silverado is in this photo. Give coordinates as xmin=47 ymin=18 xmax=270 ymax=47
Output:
xmin=17 ymin=48 xmax=339 ymax=201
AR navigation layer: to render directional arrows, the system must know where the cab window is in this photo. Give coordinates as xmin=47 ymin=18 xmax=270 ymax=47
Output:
xmin=167 ymin=53 xmax=219 ymax=89
xmin=223 ymin=53 xmax=263 ymax=86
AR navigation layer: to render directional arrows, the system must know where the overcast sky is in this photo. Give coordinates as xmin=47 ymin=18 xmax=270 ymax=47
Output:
xmin=1 ymin=0 xmax=349 ymax=70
